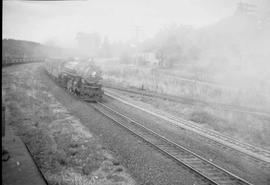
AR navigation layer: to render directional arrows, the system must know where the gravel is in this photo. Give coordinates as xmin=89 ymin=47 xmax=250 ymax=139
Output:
xmin=100 ymin=92 xmax=270 ymax=185
xmin=39 ymin=65 xmax=213 ymax=184
xmin=3 ymin=64 xmax=136 ymax=185
xmin=7 ymin=63 xmax=269 ymax=185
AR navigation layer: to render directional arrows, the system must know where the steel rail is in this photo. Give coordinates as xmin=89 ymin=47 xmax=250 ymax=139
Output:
xmin=104 ymin=90 xmax=270 ymax=165
xmin=92 ymin=101 xmax=253 ymax=185
xmin=156 ymin=109 xmax=270 ymax=162
xmin=103 ymin=85 xmax=270 ymax=118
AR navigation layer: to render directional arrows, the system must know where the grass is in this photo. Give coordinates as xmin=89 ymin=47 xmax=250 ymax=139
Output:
xmin=104 ymin=75 xmax=270 ymax=149
xmin=178 ymin=103 xmax=270 ymax=148
xmin=5 ymin=90 xmax=104 ymax=184
xmin=98 ymin=61 xmax=270 ymax=112
xmin=3 ymin=64 xmax=137 ymax=185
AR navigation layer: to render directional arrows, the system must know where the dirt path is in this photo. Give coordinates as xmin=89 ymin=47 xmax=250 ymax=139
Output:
xmin=2 ymin=125 xmax=47 ymax=185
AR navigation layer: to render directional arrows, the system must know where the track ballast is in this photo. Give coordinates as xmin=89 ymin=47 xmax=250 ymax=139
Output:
xmin=91 ymin=101 xmax=253 ymax=185
xmin=105 ymin=89 xmax=270 ymax=166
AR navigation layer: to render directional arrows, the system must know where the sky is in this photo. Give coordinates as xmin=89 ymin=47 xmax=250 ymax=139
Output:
xmin=3 ymin=0 xmax=260 ymax=47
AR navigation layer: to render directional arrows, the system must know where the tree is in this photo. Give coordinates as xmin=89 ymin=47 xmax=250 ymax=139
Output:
xmin=155 ymin=35 xmax=183 ymax=68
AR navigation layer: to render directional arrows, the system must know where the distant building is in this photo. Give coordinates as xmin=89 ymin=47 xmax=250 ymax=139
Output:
xmin=134 ymin=52 xmax=159 ymax=66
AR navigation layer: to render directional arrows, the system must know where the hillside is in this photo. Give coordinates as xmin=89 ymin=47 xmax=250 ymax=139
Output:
xmin=2 ymin=39 xmax=75 ymax=59
xmin=194 ymin=13 xmax=270 ymax=91
xmin=2 ymin=39 xmax=47 ymax=58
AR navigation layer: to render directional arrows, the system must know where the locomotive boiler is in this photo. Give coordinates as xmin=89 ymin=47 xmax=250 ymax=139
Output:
xmin=45 ymin=59 xmax=103 ymax=102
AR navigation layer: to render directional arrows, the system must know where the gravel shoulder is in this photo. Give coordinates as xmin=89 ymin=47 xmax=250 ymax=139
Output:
xmin=39 ymin=65 xmax=212 ymax=185
xmin=2 ymin=64 xmax=136 ymax=185
xmin=3 ymin=63 xmax=214 ymax=185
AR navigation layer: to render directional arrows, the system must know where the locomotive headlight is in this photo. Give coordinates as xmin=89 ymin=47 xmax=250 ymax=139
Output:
xmin=92 ymin=71 xmax=97 ymax=77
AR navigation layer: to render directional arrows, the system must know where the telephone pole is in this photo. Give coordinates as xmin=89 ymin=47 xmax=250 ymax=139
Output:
xmin=134 ymin=26 xmax=142 ymax=44
xmin=133 ymin=26 xmax=143 ymax=66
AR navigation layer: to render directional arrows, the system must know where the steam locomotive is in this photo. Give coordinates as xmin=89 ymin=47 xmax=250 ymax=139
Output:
xmin=45 ymin=59 xmax=103 ymax=102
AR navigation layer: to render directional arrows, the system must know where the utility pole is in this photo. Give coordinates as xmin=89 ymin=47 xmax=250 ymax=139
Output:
xmin=134 ymin=26 xmax=142 ymax=44
xmin=133 ymin=26 xmax=142 ymax=66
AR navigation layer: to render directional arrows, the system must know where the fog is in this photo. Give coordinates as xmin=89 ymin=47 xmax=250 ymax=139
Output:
xmin=3 ymin=0 xmax=270 ymax=110
xmin=3 ymin=0 xmax=239 ymax=46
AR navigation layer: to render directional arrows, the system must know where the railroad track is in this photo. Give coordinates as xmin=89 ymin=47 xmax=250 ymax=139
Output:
xmin=103 ymin=85 xmax=270 ymax=118
xmin=104 ymin=90 xmax=270 ymax=165
xmin=91 ymin=101 xmax=252 ymax=185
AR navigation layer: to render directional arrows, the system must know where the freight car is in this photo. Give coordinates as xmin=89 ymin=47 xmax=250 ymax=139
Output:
xmin=45 ymin=59 xmax=103 ymax=102
xmin=2 ymin=57 xmax=45 ymax=66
